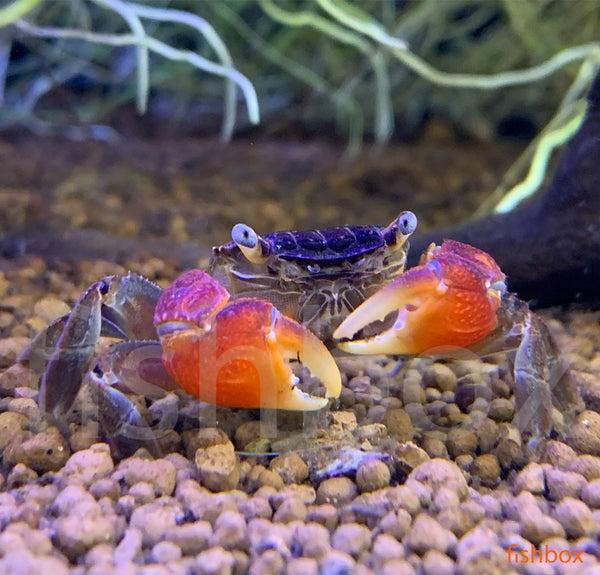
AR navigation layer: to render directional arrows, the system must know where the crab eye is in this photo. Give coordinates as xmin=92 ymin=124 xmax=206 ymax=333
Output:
xmin=397 ymin=211 xmax=417 ymax=236
xmin=232 ymin=223 xmax=269 ymax=264
xmin=232 ymin=223 xmax=258 ymax=249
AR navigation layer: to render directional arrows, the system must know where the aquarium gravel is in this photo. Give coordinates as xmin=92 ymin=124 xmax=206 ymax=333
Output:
xmin=1 ymin=257 xmax=600 ymax=574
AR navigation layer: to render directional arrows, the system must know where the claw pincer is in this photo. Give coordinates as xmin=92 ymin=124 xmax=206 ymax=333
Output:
xmin=334 ymin=240 xmax=507 ymax=354
xmin=154 ymin=270 xmax=341 ymax=410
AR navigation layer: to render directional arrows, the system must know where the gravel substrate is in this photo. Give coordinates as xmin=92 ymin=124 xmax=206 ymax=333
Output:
xmin=1 ymin=257 xmax=600 ymax=575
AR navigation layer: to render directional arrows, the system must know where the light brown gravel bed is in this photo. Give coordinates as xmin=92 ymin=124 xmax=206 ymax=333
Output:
xmin=1 ymin=259 xmax=600 ymax=575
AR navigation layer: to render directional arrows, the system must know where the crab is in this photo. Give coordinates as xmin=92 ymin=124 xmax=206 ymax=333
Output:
xmin=19 ymin=212 xmax=580 ymax=456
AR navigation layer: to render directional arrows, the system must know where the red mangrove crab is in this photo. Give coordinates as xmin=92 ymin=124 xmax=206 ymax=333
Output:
xmin=19 ymin=211 xmax=581 ymax=455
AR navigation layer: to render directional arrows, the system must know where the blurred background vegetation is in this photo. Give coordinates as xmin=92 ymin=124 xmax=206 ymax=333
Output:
xmin=1 ymin=0 xmax=599 ymax=155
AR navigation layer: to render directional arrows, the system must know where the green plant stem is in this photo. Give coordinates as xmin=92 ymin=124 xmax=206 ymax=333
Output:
xmin=393 ymin=43 xmax=600 ymax=89
xmin=0 ymin=0 xmax=43 ymax=27
xmin=13 ymin=18 xmax=260 ymax=127
xmin=494 ymin=105 xmax=586 ymax=214
xmin=258 ymin=0 xmax=392 ymax=145
xmin=126 ymin=2 xmax=238 ymax=140
xmin=92 ymin=0 xmax=149 ymax=114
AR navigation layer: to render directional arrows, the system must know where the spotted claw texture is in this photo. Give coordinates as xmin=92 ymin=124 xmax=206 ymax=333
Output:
xmin=154 ymin=270 xmax=341 ymax=410
xmin=334 ymin=240 xmax=506 ymax=355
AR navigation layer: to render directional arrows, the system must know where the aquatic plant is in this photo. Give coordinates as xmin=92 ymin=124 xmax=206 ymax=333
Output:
xmin=1 ymin=0 xmax=599 ymax=211
xmin=0 ymin=0 xmax=259 ymax=140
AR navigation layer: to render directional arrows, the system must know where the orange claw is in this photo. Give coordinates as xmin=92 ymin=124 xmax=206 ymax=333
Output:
xmin=154 ymin=270 xmax=340 ymax=410
xmin=333 ymin=240 xmax=507 ymax=355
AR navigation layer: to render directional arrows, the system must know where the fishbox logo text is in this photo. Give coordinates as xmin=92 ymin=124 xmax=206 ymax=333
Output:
xmin=507 ymin=544 xmax=583 ymax=564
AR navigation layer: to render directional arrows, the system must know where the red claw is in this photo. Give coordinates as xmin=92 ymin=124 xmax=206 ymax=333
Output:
xmin=334 ymin=240 xmax=507 ymax=354
xmin=154 ymin=270 xmax=340 ymax=410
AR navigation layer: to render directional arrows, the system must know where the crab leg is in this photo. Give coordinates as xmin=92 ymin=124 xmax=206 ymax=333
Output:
xmin=494 ymin=294 xmax=582 ymax=438
xmin=154 ymin=270 xmax=340 ymax=410
xmin=36 ymin=280 xmax=104 ymax=421
xmin=334 ymin=240 xmax=506 ymax=355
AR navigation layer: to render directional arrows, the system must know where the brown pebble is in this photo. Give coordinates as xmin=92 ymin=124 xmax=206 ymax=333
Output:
xmin=9 ymin=427 xmax=70 ymax=474
xmin=238 ymin=496 xmax=273 ymax=522
xmin=566 ymin=411 xmax=600 ymax=455
xmin=382 ymin=409 xmax=414 ymax=442
xmin=488 ymin=398 xmax=514 ymax=422
xmin=246 ymin=465 xmax=284 ymax=492
xmin=249 ymin=549 xmax=284 ymax=575
xmin=290 ymin=522 xmax=330 ymax=559
xmin=316 ymin=477 xmax=358 ymax=506
xmin=55 ymin=510 xmax=116 ymax=561
xmin=269 ymin=453 xmax=308 ymax=485
xmin=582 ymin=479 xmax=600 ymax=508
xmin=422 ymin=549 xmax=455 ymax=575
xmin=331 ymin=523 xmax=372 ymax=558
xmin=306 ymin=504 xmax=338 ymax=530
xmin=422 ymin=364 xmax=457 ymax=393
xmin=319 ymin=549 xmax=356 ymax=574
xmin=194 ymin=546 xmax=235 ymax=575
xmin=195 ymin=441 xmax=240 ymax=492
xmin=164 ymin=521 xmax=212 ymax=555
xmin=356 ymin=459 xmax=391 ymax=493
xmin=436 ymin=508 xmax=477 ymax=538
xmin=445 ymin=428 xmax=478 ymax=458
xmin=471 ymin=454 xmax=500 ymax=488
xmin=272 ymin=497 xmax=307 ymax=524
xmin=566 ymin=454 xmax=600 ymax=480
xmin=420 ymin=436 xmax=449 ymax=459
xmin=521 ymin=512 xmax=565 ymax=546
xmin=552 ymin=497 xmax=599 ymax=539
xmin=381 ymin=559 xmax=416 ymax=575
xmin=395 ymin=442 xmax=430 ymax=472
xmin=287 ymin=557 xmax=318 ymax=575
xmin=372 ymin=533 xmax=404 ymax=564
xmin=210 ymin=510 xmax=247 ymax=551
xmin=0 ymin=412 xmax=28 ymax=453
xmin=405 ymin=513 xmax=457 ymax=556
xmin=89 ymin=478 xmax=120 ymax=502
xmin=545 ymin=467 xmax=587 ymax=501
xmin=380 ymin=509 xmax=412 ymax=540
xmin=399 ymin=371 xmax=426 ymax=405
xmin=112 ymin=456 xmax=176 ymax=497
xmin=183 ymin=427 xmax=230 ymax=459
xmin=540 ymin=440 xmax=577 ymax=467
xmin=409 ymin=459 xmax=468 ymax=501
xmin=513 ymin=462 xmax=545 ymax=495
xmin=0 ymin=364 xmax=31 ymax=394
xmin=6 ymin=463 xmax=38 ymax=489
xmin=0 ymin=337 xmax=30 ymax=368
xmin=355 ymin=423 xmax=388 ymax=443
xmin=59 ymin=443 xmax=114 ymax=488
xmin=130 ymin=499 xmax=184 ymax=547
xmin=152 ymin=540 xmax=182 ymax=563
xmin=494 ymin=426 xmax=525 ymax=470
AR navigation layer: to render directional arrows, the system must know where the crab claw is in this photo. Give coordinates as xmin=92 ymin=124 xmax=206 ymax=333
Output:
xmin=334 ymin=240 xmax=507 ymax=355
xmin=154 ymin=270 xmax=340 ymax=410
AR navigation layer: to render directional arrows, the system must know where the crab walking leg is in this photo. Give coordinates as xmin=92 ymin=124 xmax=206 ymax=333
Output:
xmin=511 ymin=311 xmax=554 ymax=437
xmin=510 ymin=308 xmax=582 ymax=438
xmin=37 ymin=280 xmax=104 ymax=421
xmin=87 ymin=369 xmax=165 ymax=458
xmin=155 ymin=270 xmax=341 ymax=410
